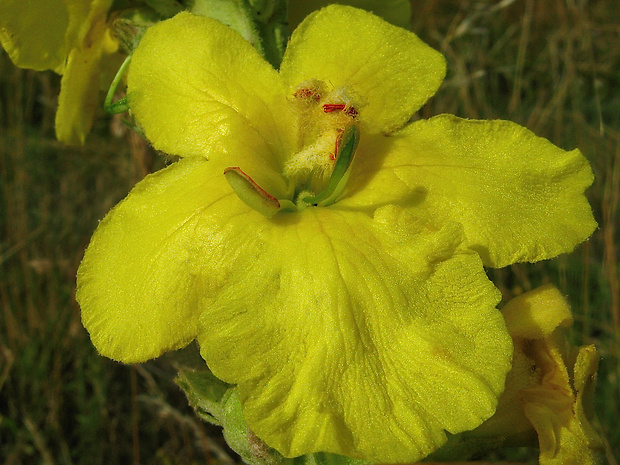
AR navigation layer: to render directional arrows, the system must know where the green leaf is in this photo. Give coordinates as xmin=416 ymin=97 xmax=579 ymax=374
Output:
xmin=190 ymin=0 xmax=261 ymax=49
xmin=176 ymin=368 xmax=231 ymax=425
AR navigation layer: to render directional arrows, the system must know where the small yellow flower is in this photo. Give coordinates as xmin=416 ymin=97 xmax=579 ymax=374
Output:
xmin=475 ymin=285 xmax=605 ymax=465
xmin=77 ymin=5 xmax=596 ymax=462
xmin=0 ymin=0 xmax=120 ymax=144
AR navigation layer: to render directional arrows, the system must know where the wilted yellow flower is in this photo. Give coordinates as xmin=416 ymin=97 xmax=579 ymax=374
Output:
xmin=0 ymin=0 xmax=120 ymax=144
xmin=77 ymin=5 xmax=596 ymax=462
xmin=462 ymin=285 xmax=605 ymax=465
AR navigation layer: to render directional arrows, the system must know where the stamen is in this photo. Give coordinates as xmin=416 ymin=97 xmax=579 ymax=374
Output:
xmin=345 ymin=107 xmax=359 ymax=118
xmin=303 ymin=124 xmax=360 ymax=207
xmin=323 ymin=103 xmax=358 ymax=119
xmin=323 ymin=103 xmax=346 ymax=113
xmin=293 ymin=79 xmax=327 ymax=102
xmin=224 ymin=167 xmax=281 ymax=218
xmin=294 ymin=88 xmax=322 ymax=102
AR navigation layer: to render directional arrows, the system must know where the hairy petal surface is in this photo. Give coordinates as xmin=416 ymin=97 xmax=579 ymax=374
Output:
xmin=280 ymin=5 xmax=445 ymax=135
xmin=127 ymin=12 xmax=294 ymax=197
xmin=501 ymin=284 xmax=573 ymax=339
xmin=341 ymin=115 xmax=597 ymax=267
xmin=288 ymin=0 xmax=412 ymax=30
xmin=197 ymin=206 xmax=512 ymax=462
xmin=78 ymin=158 xmax=253 ymax=363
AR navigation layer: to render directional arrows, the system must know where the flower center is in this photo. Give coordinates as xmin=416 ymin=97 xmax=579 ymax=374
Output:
xmin=224 ymin=80 xmax=361 ymax=218
xmin=285 ymin=80 xmax=361 ymax=207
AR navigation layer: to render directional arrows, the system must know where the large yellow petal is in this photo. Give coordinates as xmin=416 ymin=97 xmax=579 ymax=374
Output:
xmin=279 ymin=5 xmax=445 ymax=135
xmin=341 ymin=115 xmax=597 ymax=267
xmin=287 ymin=0 xmax=412 ymax=30
xmin=127 ymin=12 xmax=295 ymax=197
xmin=77 ymin=157 xmax=252 ymax=363
xmin=197 ymin=205 xmax=512 ymax=462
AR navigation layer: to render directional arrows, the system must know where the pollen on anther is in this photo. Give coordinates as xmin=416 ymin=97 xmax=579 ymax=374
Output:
xmin=294 ymin=88 xmax=322 ymax=102
xmin=345 ymin=107 xmax=359 ymax=118
xmin=323 ymin=103 xmax=346 ymax=113
xmin=323 ymin=103 xmax=358 ymax=119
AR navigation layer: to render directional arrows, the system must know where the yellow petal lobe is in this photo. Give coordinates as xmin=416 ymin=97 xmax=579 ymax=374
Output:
xmin=0 ymin=0 xmax=109 ymax=74
xmin=197 ymin=206 xmax=512 ymax=462
xmin=0 ymin=0 xmax=72 ymax=73
xmin=342 ymin=115 xmax=597 ymax=267
xmin=501 ymin=284 xmax=573 ymax=339
xmin=77 ymin=158 xmax=251 ymax=363
xmin=280 ymin=5 xmax=446 ymax=134
xmin=127 ymin=12 xmax=294 ymax=198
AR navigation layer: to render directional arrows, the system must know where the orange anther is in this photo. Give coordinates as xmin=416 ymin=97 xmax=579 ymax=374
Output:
xmin=323 ymin=103 xmax=346 ymax=113
xmin=294 ymin=88 xmax=322 ymax=101
xmin=323 ymin=103 xmax=358 ymax=119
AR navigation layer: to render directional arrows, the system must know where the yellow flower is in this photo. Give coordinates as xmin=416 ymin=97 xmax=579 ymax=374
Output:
xmin=0 ymin=0 xmax=120 ymax=144
xmin=76 ymin=5 xmax=596 ymax=462
xmin=476 ymin=285 xmax=605 ymax=465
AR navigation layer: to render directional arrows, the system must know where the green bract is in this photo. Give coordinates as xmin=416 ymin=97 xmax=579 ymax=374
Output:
xmin=76 ymin=5 xmax=596 ymax=463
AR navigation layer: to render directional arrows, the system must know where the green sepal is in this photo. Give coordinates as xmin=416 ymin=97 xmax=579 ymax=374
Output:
xmin=189 ymin=0 xmax=288 ymax=68
xmin=250 ymin=0 xmax=289 ymax=68
xmin=219 ymin=389 xmax=287 ymax=464
xmin=113 ymin=19 xmax=150 ymax=55
xmin=247 ymin=0 xmax=277 ymax=20
xmin=175 ymin=367 xmax=231 ymax=426
xmin=292 ymin=453 xmax=367 ymax=465
xmin=423 ymin=432 xmax=509 ymax=462
xmin=189 ymin=0 xmax=261 ymax=50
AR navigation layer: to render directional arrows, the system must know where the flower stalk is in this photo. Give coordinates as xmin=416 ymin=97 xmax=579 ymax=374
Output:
xmin=104 ymin=54 xmax=132 ymax=114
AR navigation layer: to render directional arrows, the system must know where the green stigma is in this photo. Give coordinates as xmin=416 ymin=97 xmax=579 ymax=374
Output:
xmin=302 ymin=124 xmax=359 ymax=207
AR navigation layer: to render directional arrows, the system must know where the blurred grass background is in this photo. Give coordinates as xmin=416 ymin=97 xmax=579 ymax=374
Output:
xmin=0 ymin=0 xmax=618 ymax=464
